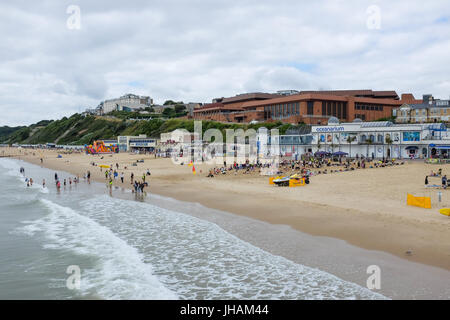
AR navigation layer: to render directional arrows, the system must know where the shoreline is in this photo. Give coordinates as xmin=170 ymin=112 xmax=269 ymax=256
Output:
xmin=5 ymin=147 xmax=450 ymax=272
xmin=5 ymin=157 xmax=450 ymax=299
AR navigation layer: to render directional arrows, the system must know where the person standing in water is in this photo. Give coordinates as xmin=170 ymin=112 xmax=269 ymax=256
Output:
xmin=42 ymin=179 xmax=46 ymax=188
xmin=55 ymin=173 xmax=58 ymax=181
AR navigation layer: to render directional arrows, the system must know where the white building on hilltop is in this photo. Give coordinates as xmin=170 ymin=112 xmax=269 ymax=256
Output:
xmin=102 ymin=94 xmax=153 ymax=114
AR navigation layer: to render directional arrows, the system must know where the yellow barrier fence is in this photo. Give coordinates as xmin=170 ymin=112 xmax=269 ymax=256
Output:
xmin=407 ymin=193 xmax=431 ymax=209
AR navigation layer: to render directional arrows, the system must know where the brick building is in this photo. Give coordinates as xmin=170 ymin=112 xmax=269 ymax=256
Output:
xmin=194 ymin=90 xmax=409 ymax=124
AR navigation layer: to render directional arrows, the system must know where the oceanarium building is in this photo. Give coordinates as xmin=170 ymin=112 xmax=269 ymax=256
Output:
xmin=271 ymin=118 xmax=450 ymax=159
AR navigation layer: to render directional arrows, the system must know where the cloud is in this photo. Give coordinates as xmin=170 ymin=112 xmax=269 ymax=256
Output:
xmin=1 ymin=0 xmax=450 ymax=125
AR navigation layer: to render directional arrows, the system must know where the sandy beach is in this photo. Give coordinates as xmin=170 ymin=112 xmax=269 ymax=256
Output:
xmin=3 ymin=147 xmax=450 ymax=271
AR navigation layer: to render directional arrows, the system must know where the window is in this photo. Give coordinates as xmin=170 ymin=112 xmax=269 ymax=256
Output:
xmin=322 ymin=101 xmax=326 ymax=116
xmin=327 ymin=102 xmax=331 ymax=115
xmin=307 ymin=101 xmax=314 ymax=115
xmin=337 ymin=103 xmax=342 ymax=119
xmin=332 ymin=102 xmax=337 ymax=117
xmin=296 ymin=103 xmax=299 ymax=115
xmin=342 ymin=102 xmax=347 ymax=119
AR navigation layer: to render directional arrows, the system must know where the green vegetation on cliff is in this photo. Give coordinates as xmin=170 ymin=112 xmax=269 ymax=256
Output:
xmin=1 ymin=113 xmax=310 ymax=145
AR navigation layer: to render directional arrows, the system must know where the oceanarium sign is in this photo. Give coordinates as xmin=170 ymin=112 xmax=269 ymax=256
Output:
xmin=313 ymin=126 xmax=345 ymax=133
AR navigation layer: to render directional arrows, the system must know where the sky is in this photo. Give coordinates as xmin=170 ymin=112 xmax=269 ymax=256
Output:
xmin=1 ymin=0 xmax=450 ymax=126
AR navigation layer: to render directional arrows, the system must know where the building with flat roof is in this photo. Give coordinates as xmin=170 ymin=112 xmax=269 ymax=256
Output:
xmin=194 ymin=90 xmax=407 ymax=124
xmin=270 ymin=118 xmax=450 ymax=159
xmin=117 ymin=135 xmax=158 ymax=152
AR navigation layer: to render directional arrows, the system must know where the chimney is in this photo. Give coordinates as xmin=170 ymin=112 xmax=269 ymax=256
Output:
xmin=423 ymin=94 xmax=432 ymax=105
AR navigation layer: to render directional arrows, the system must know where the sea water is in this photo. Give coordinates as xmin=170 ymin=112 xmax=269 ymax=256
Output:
xmin=0 ymin=158 xmax=386 ymax=300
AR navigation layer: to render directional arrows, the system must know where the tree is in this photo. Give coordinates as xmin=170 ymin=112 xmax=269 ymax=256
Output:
xmin=163 ymin=100 xmax=176 ymax=106
xmin=386 ymin=136 xmax=393 ymax=159
xmin=346 ymin=135 xmax=357 ymax=158
xmin=330 ymin=143 xmax=338 ymax=154
xmin=162 ymin=108 xmax=176 ymax=118
xmin=174 ymin=104 xmax=187 ymax=114
xmin=366 ymin=138 xmax=374 ymax=158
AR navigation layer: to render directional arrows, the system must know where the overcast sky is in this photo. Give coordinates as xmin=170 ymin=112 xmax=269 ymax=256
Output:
xmin=1 ymin=0 xmax=450 ymax=126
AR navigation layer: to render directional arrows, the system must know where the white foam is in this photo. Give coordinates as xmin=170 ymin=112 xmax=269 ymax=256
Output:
xmin=19 ymin=198 xmax=177 ymax=300
xmin=78 ymin=195 xmax=387 ymax=300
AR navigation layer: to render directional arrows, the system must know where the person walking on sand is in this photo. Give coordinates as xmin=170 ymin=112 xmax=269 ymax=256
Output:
xmin=120 ymin=172 xmax=124 ymax=184
xmin=425 ymin=176 xmax=429 ymax=186
xmin=131 ymin=173 xmax=134 ymax=184
xmin=442 ymin=175 xmax=447 ymax=189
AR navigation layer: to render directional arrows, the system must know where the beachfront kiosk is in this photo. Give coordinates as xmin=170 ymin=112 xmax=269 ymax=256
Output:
xmin=117 ymin=135 xmax=158 ymax=153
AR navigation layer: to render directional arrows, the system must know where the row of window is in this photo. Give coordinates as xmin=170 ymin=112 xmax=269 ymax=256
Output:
xmin=264 ymin=103 xmax=300 ymax=118
xmin=354 ymin=114 xmax=366 ymax=120
xmin=355 ymin=104 xmax=384 ymax=111
xmin=321 ymin=101 xmax=348 ymax=119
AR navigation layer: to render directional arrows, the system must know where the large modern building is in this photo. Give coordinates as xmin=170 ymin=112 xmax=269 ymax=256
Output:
xmin=270 ymin=118 xmax=450 ymax=159
xmin=194 ymin=90 xmax=409 ymax=124
xmin=102 ymin=94 xmax=153 ymax=114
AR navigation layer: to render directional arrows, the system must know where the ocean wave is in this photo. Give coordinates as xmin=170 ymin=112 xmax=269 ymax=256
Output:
xmin=0 ymin=158 xmax=49 ymax=194
xmin=78 ymin=195 xmax=387 ymax=300
xmin=18 ymin=198 xmax=177 ymax=300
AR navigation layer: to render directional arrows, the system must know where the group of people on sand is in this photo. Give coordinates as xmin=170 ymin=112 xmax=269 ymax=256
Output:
xmin=204 ymin=156 xmax=403 ymax=179
xmin=206 ymin=160 xmax=270 ymax=178
xmin=276 ymin=156 xmax=403 ymax=177
xmin=425 ymin=168 xmax=449 ymax=189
